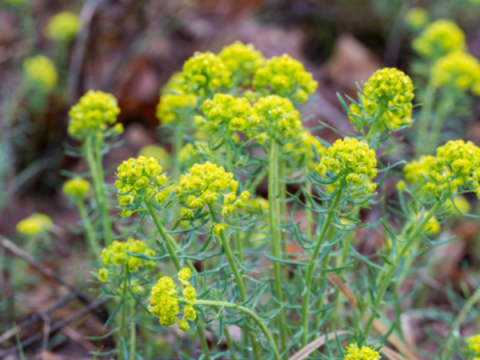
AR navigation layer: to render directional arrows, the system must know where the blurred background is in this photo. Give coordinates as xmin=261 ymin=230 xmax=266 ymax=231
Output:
xmin=2 ymin=0 xmax=480 ymax=359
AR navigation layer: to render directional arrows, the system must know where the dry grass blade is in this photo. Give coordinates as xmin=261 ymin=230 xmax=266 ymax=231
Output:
xmin=380 ymin=345 xmax=409 ymax=360
xmin=288 ymin=331 xmax=351 ymax=360
xmin=328 ymin=274 xmax=418 ymax=360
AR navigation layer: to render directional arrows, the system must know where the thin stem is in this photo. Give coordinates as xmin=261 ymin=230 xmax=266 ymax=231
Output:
xmin=129 ymin=298 xmax=136 ymax=358
xmin=425 ymin=92 xmax=456 ymax=156
xmin=415 ymin=81 xmax=436 ymax=158
xmin=118 ymin=269 xmax=129 ymax=360
xmin=75 ymin=198 xmax=99 ymax=259
xmin=279 ymin=158 xmax=287 ymax=258
xmin=305 ymin=171 xmax=313 ymax=240
xmin=195 ymin=299 xmax=280 ymax=360
xmin=301 ymin=182 xmax=343 ymax=346
xmin=268 ymin=140 xmax=288 ymax=357
xmin=173 ymin=124 xmax=184 ymax=182
xmin=365 ymin=105 xmax=386 ymax=145
xmin=209 ymin=204 xmax=262 ymax=360
xmin=197 ymin=314 xmax=211 ymax=360
xmin=362 ymin=202 xmax=441 ymax=338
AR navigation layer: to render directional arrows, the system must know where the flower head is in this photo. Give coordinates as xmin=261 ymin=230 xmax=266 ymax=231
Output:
xmin=156 ymin=73 xmax=197 ymax=124
xmin=246 ymin=95 xmax=302 ymax=143
xmin=68 ymin=90 xmax=121 ymax=141
xmin=16 ymin=213 xmax=53 ymax=237
xmin=179 ymin=52 xmax=232 ymax=98
xmin=253 ymin=54 xmax=317 ymax=103
xmin=63 ymin=177 xmax=91 ymax=198
xmin=316 ymin=138 xmax=378 ymax=182
xmin=175 ymin=162 xmax=249 ymax=218
xmin=197 ymin=93 xmax=251 ymax=132
xmin=403 ymin=140 xmax=480 ymax=199
xmin=431 ymin=51 xmax=480 ymax=95
xmin=115 ymin=156 xmax=170 ymax=216
xmin=149 ymin=268 xmax=197 ymax=332
xmin=219 ymin=41 xmax=265 ymax=85
xmin=23 ymin=55 xmax=57 ymax=91
xmin=468 ymin=335 xmax=480 ymax=356
xmin=344 ymin=342 xmax=380 ymax=360
xmin=413 ymin=20 xmax=465 ymax=58
xmin=100 ymin=238 xmax=156 ymax=272
xmin=405 ymin=8 xmax=429 ymax=30
xmin=45 ymin=12 xmax=80 ymax=42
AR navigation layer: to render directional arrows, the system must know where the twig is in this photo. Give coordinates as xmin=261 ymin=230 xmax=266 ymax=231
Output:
xmin=0 ymin=236 xmax=108 ymax=322
xmin=0 ymin=298 xmax=109 ymax=357
xmin=0 ymin=294 xmax=77 ymax=344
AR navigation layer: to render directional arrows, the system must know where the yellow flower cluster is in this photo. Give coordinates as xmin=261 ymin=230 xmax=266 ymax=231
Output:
xmin=413 ymin=20 xmax=465 ymax=58
xmin=246 ymin=197 xmax=269 ymax=214
xmin=100 ymin=238 xmax=156 ymax=273
xmin=316 ymin=138 xmax=377 ymax=189
xmin=468 ymin=335 xmax=480 ymax=357
xmin=349 ymin=68 xmax=414 ymax=131
xmin=219 ymin=41 xmax=265 ymax=85
xmin=16 ymin=213 xmax=53 ymax=237
xmin=149 ymin=268 xmax=197 ymax=332
xmin=139 ymin=145 xmax=170 ymax=168
xmin=403 ymin=140 xmax=480 ymax=198
xmin=179 ymin=52 xmax=232 ymax=98
xmin=156 ymin=73 xmax=197 ymax=124
xmin=405 ymin=8 xmax=429 ymax=30
xmin=45 ymin=12 xmax=80 ymax=42
xmin=115 ymin=156 xmax=170 ymax=217
xmin=175 ymin=162 xmax=250 ymax=218
xmin=431 ymin=51 xmax=480 ymax=94
xmin=344 ymin=342 xmax=380 ymax=360
xmin=63 ymin=177 xmax=91 ymax=198
xmin=68 ymin=90 xmax=122 ymax=141
xmin=253 ymin=54 xmax=317 ymax=103
xmin=415 ymin=211 xmax=440 ymax=235
xmin=246 ymin=95 xmax=302 ymax=143
xmin=285 ymin=130 xmax=327 ymax=169
xmin=196 ymin=93 xmax=251 ymax=132
xmin=23 ymin=55 xmax=57 ymax=91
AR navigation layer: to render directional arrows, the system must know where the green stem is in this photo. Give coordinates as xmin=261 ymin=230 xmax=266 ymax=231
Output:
xmin=129 ymin=298 xmax=136 ymax=358
xmin=426 ymin=92 xmax=456 ymax=156
xmin=118 ymin=270 xmax=129 ymax=360
xmin=145 ymin=201 xmax=211 ymax=360
xmin=173 ymin=124 xmax=184 ymax=182
xmin=442 ymin=286 xmax=480 ymax=359
xmin=362 ymin=202 xmax=441 ymax=338
xmin=305 ymin=171 xmax=313 ymax=240
xmin=365 ymin=105 xmax=386 ymax=145
xmin=268 ymin=140 xmax=288 ymax=357
xmin=279 ymin=158 xmax=288 ymax=258
xmin=195 ymin=299 xmax=280 ymax=360
xmin=223 ymin=324 xmax=238 ymax=360
xmin=209 ymin=205 xmax=262 ymax=360
xmin=75 ymin=198 xmax=99 ymax=260
xmin=415 ymin=81 xmax=436 ymax=158
xmin=301 ymin=182 xmax=343 ymax=346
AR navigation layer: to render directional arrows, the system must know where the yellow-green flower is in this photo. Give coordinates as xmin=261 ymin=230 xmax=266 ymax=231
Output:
xmin=197 ymin=93 xmax=251 ymax=132
xmin=468 ymin=335 xmax=480 ymax=356
xmin=316 ymin=138 xmax=378 ymax=183
xmin=253 ymin=54 xmax=317 ymax=103
xmin=413 ymin=20 xmax=465 ymax=58
xmin=100 ymin=238 xmax=156 ymax=271
xmin=405 ymin=8 xmax=429 ymax=30
xmin=115 ymin=156 xmax=170 ymax=215
xmin=213 ymin=223 xmax=228 ymax=236
xmin=23 ymin=55 xmax=57 ymax=91
xmin=149 ymin=268 xmax=197 ymax=331
xmin=444 ymin=195 xmax=471 ymax=214
xmin=219 ymin=41 xmax=265 ymax=85
xmin=16 ymin=213 xmax=53 ymax=237
xmin=62 ymin=177 xmax=91 ymax=198
xmin=246 ymin=197 xmax=269 ymax=215
xmin=68 ymin=90 xmax=121 ymax=141
xmin=403 ymin=140 xmax=480 ymax=199
xmin=98 ymin=268 xmax=109 ymax=282
xmin=156 ymin=73 xmax=197 ymax=124
xmin=415 ymin=211 xmax=440 ymax=235
xmin=431 ymin=51 xmax=480 ymax=95
xmin=139 ymin=145 xmax=170 ymax=169
xmin=175 ymin=162 xmax=249 ymax=218
xmin=45 ymin=12 xmax=80 ymax=42
xmin=179 ymin=52 xmax=232 ymax=98
xmin=344 ymin=342 xmax=380 ymax=360
xmin=246 ymin=95 xmax=302 ymax=143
